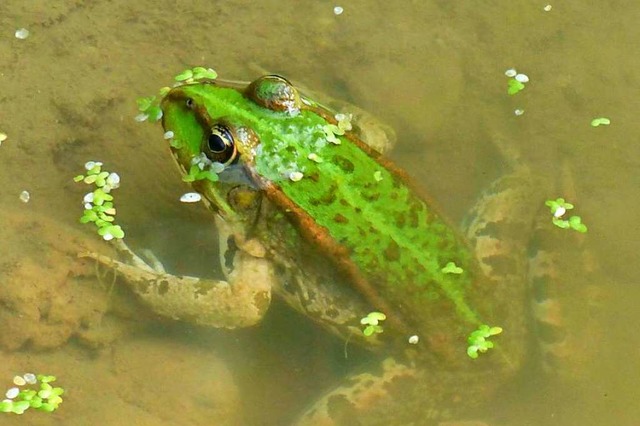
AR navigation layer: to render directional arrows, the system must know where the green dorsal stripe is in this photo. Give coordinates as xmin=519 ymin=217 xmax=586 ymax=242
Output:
xmin=174 ymin=83 xmax=480 ymax=325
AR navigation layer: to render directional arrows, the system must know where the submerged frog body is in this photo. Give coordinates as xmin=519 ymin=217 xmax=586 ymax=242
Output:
xmin=87 ymin=72 xmax=592 ymax=424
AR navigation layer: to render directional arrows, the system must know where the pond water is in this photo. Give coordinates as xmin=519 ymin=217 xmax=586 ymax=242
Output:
xmin=0 ymin=1 xmax=638 ymax=425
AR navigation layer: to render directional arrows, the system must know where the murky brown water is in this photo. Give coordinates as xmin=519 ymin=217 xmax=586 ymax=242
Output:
xmin=1 ymin=1 xmax=639 ymax=425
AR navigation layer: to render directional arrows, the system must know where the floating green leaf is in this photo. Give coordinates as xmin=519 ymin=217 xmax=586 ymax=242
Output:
xmin=75 ymin=162 xmax=125 ymax=240
xmin=169 ymin=138 xmax=184 ymax=149
xmin=175 ymin=69 xmax=193 ymax=81
xmin=1 ymin=373 xmax=64 ymax=415
xmin=360 ymin=312 xmax=386 ymax=336
xmin=182 ymin=164 xmax=219 ymax=183
xmin=136 ymin=96 xmax=155 ymax=112
xmin=442 ymin=261 xmax=463 ymax=274
xmin=590 ymin=117 xmax=611 ymax=127
xmin=467 ymin=324 xmax=503 ymax=359
xmin=192 ymin=66 xmax=217 ymax=80
xmin=545 ymin=198 xmax=574 ymax=217
xmin=568 ymin=215 xmax=588 ymax=233
xmin=507 ymin=78 xmax=525 ymax=95
xmin=546 ymin=198 xmax=588 ymax=233
xmin=363 ymin=324 xmax=384 ymax=336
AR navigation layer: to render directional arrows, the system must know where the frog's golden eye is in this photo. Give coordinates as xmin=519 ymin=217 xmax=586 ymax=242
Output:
xmin=203 ymin=124 xmax=237 ymax=165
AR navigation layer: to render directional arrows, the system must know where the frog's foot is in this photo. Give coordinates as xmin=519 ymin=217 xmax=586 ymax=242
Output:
xmin=295 ymin=358 xmax=416 ymax=426
xmin=295 ymin=357 xmax=496 ymax=425
xmin=79 ymin=239 xmax=273 ymax=329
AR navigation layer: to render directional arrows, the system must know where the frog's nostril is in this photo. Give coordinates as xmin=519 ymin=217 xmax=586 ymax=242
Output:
xmin=185 ymin=98 xmax=194 ymax=108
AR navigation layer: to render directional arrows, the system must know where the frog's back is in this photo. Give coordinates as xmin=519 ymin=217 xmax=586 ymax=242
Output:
xmin=172 ymin=80 xmax=530 ymax=365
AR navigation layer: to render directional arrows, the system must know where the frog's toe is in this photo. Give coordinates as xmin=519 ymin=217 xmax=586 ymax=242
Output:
xmin=138 ymin=248 xmax=166 ymax=273
xmin=110 ymin=239 xmax=159 ymax=272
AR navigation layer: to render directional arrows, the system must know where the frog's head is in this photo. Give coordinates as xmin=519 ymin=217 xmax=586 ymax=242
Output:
xmin=159 ymin=75 xmax=304 ymax=222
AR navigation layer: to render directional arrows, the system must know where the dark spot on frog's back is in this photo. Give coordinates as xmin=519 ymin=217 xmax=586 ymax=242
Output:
xmin=333 ymin=213 xmax=349 ymax=224
xmin=383 ymin=240 xmax=401 ymax=261
xmin=360 ymin=182 xmax=380 ymax=201
xmin=394 ymin=212 xmax=406 ymax=228
xmin=362 ymin=190 xmax=380 ymax=202
xmin=333 ymin=155 xmax=355 ymax=173
xmin=310 ymin=184 xmax=338 ymax=206
xmin=408 ymin=208 xmax=420 ymax=228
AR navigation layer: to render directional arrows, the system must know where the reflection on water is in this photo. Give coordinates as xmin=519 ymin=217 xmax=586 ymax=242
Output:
xmin=0 ymin=1 xmax=638 ymax=424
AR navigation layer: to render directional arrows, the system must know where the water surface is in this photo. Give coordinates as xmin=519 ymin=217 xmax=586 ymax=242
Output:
xmin=0 ymin=1 xmax=638 ymax=425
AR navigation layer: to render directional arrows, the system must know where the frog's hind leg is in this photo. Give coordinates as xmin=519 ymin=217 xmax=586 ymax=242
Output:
xmin=527 ymin=221 xmax=572 ymax=372
xmin=527 ymin=161 xmax=603 ymax=377
xmin=294 ymin=358 xmax=417 ymax=426
xmin=294 ymin=357 xmax=495 ymax=425
xmin=461 ymin=165 xmax=545 ymax=373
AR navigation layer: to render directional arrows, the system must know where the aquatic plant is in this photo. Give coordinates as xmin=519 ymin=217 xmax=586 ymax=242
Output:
xmin=590 ymin=117 xmax=611 ymax=127
xmin=0 ymin=374 xmax=64 ymax=415
xmin=441 ymin=261 xmax=463 ymax=274
xmin=74 ymin=161 xmax=125 ymax=240
xmin=360 ymin=311 xmax=386 ymax=336
xmin=545 ymin=198 xmax=588 ymax=233
xmin=136 ymin=67 xmax=217 ymax=123
xmin=467 ymin=325 xmax=503 ymax=359
xmin=174 ymin=66 xmax=217 ymax=82
xmin=504 ymin=69 xmax=529 ymax=95
xmin=136 ymin=95 xmax=163 ymax=122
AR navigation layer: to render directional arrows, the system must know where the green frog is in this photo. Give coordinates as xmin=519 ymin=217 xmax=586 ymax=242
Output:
xmin=86 ymin=70 xmax=591 ymax=425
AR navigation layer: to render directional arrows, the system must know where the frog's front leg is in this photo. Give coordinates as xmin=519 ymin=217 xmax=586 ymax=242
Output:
xmin=80 ymin=224 xmax=274 ymax=329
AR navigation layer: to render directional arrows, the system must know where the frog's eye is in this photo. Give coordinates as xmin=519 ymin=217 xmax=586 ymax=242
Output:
xmin=203 ymin=124 xmax=237 ymax=165
xmin=245 ymin=75 xmax=301 ymax=114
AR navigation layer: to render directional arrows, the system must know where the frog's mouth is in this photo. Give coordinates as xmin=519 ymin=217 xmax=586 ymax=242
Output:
xmin=212 ymin=163 xmax=257 ymax=187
